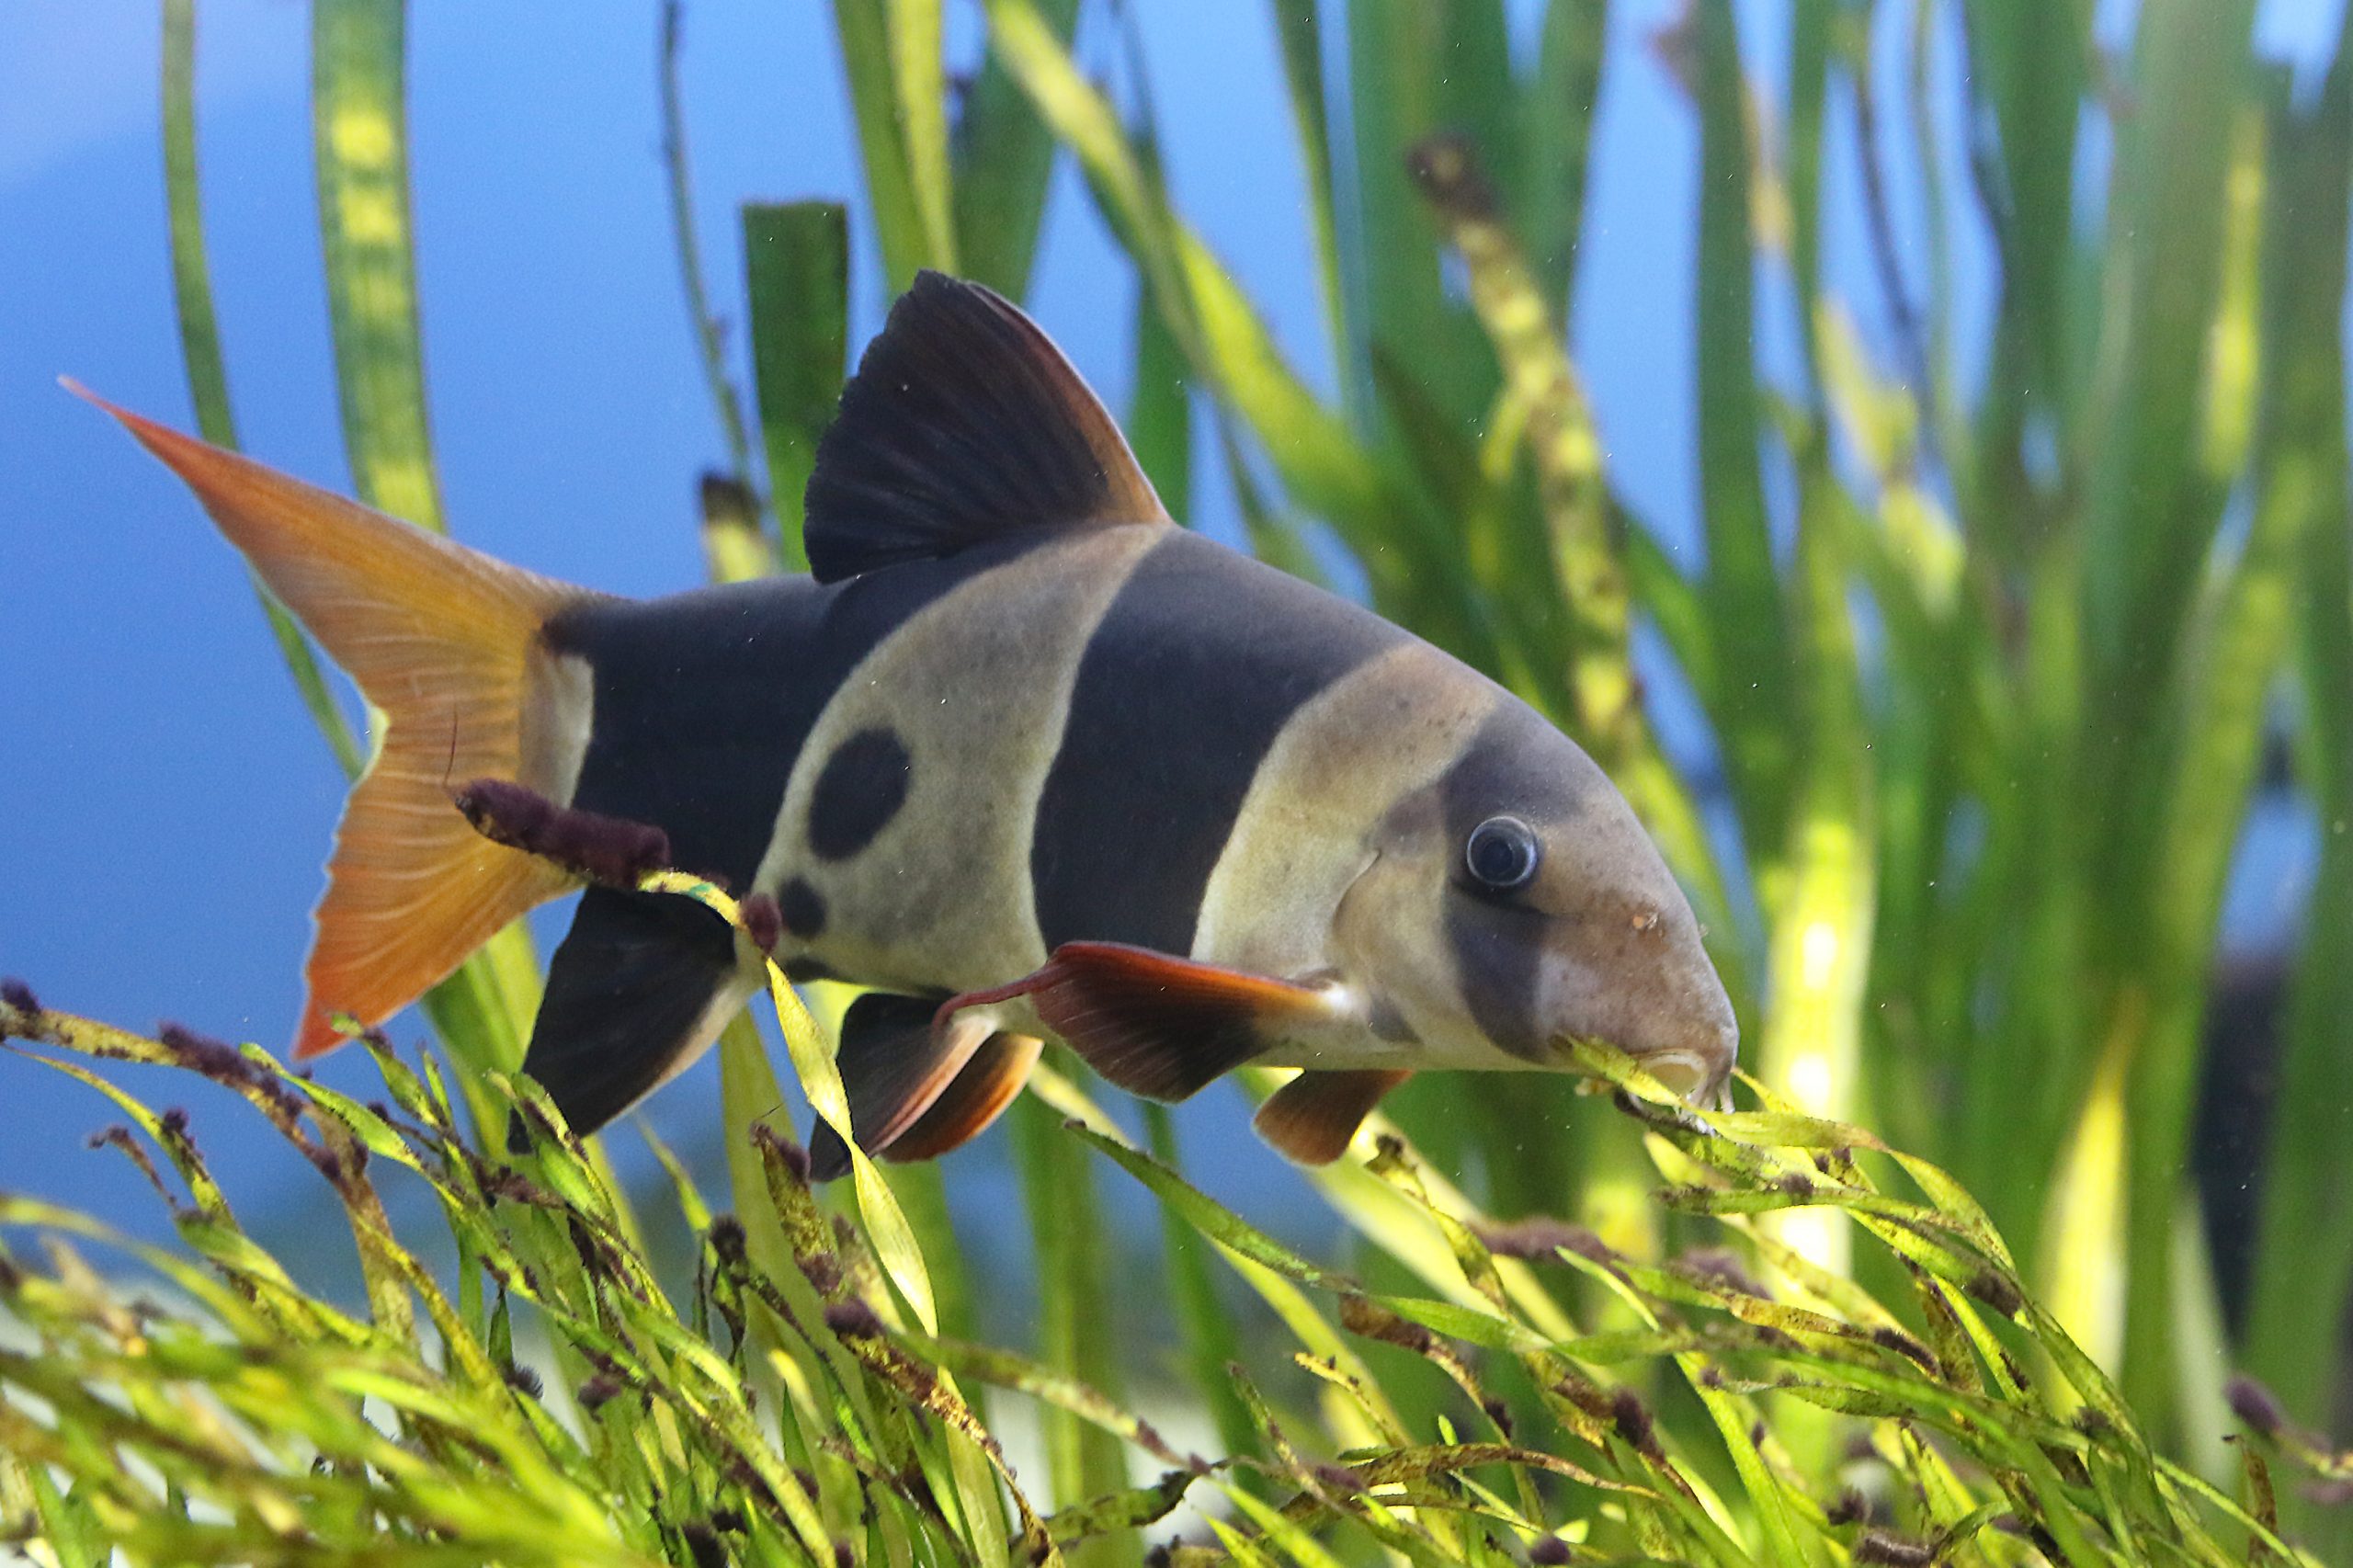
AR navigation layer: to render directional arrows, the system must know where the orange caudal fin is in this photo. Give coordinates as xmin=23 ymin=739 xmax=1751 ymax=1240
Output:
xmin=72 ymin=384 xmax=593 ymax=1059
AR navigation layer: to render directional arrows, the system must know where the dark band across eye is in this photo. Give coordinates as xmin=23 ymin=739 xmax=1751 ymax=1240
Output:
xmin=1463 ymin=816 xmax=1540 ymax=892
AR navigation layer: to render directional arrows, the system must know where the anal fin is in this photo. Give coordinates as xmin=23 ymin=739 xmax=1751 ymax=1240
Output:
xmin=949 ymin=942 xmax=1345 ymax=1102
xmin=1253 ymin=1069 xmax=1412 ymax=1165
xmin=518 ymin=887 xmax=750 ymax=1137
xmin=810 ymin=994 xmax=990 ymax=1181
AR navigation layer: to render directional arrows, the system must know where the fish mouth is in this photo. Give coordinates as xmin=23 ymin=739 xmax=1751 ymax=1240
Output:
xmin=1633 ymin=1049 xmax=1716 ymax=1101
xmin=1562 ymin=1038 xmax=1733 ymax=1110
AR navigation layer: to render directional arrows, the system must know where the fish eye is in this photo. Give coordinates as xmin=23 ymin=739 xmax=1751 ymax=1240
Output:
xmin=1463 ymin=816 xmax=1540 ymax=892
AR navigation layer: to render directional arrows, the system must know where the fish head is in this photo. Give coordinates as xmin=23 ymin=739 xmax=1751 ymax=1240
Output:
xmin=1334 ymin=702 xmax=1736 ymax=1100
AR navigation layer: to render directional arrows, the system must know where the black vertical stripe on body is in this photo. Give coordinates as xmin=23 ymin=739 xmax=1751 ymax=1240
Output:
xmin=545 ymin=533 xmax=1046 ymax=892
xmin=1438 ymin=705 xmax=1586 ymax=1062
xmin=1029 ymin=531 xmax=1403 ymax=955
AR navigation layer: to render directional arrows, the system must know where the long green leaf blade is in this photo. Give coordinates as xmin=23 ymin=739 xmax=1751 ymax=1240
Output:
xmin=313 ymin=0 xmax=540 ymax=1098
xmin=744 ymin=199 xmax=850 ymax=571
xmin=164 ymin=0 xmax=362 ymax=781
xmin=950 ymin=0 xmax=1077 ymax=297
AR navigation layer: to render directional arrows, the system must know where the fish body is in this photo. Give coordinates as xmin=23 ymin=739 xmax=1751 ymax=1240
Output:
xmin=83 ymin=272 xmax=1736 ymax=1170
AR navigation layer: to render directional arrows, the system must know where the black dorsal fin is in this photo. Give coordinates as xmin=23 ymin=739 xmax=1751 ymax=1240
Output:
xmin=802 ymin=271 xmax=1169 ymax=583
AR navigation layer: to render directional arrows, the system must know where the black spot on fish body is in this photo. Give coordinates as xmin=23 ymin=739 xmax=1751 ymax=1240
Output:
xmin=551 ymin=535 xmax=1042 ymax=896
xmin=778 ymin=877 xmax=827 ymax=939
xmin=1365 ymin=992 xmax=1419 ymax=1045
xmin=807 ymin=727 xmax=912 ymax=861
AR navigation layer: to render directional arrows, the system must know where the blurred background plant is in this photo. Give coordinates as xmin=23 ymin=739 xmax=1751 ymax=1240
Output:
xmin=5 ymin=0 xmax=2351 ymax=1561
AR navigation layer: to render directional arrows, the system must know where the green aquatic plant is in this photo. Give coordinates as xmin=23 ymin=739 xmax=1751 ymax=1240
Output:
xmin=2 ymin=940 xmax=2336 ymax=1564
xmin=939 ymin=0 xmax=2353 ymax=1518
xmin=12 ymin=0 xmax=2353 ymax=1560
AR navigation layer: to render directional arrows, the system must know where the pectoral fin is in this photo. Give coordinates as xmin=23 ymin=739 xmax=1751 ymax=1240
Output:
xmin=810 ymin=994 xmax=992 ymax=1180
xmin=1253 ymin=1069 xmax=1412 ymax=1165
xmin=949 ymin=942 xmax=1345 ymax=1102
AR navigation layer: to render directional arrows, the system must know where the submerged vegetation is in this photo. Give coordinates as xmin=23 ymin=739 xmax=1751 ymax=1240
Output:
xmin=0 ymin=946 xmax=2336 ymax=1566
xmin=7 ymin=0 xmax=2353 ymax=1562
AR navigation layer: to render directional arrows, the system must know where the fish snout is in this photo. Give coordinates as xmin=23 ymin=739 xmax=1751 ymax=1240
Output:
xmin=1540 ymin=905 xmax=1738 ymax=1105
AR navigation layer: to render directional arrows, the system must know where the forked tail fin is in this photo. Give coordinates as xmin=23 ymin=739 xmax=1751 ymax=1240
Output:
xmin=73 ymin=384 xmax=593 ymax=1059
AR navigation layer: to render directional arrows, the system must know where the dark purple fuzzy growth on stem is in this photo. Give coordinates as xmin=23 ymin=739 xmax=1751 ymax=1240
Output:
xmin=157 ymin=1022 xmax=246 ymax=1078
xmin=1527 ymin=1537 xmax=1573 ymax=1566
xmin=824 ymin=1297 xmax=884 ymax=1340
xmin=158 ymin=1020 xmax=307 ymax=1124
xmin=457 ymin=776 xmax=553 ymax=846
xmin=455 ymin=778 xmax=672 ymax=889
xmin=1963 ymin=1268 xmax=2024 ymax=1316
xmin=1870 ymin=1325 xmax=1937 ymax=1371
xmin=2303 ymin=1474 xmax=2353 ymax=1506
xmin=740 ymin=892 xmax=783 ymax=952
xmin=754 ymin=1123 xmax=812 ymax=1184
xmin=1 ymin=978 xmax=40 ymax=1016
xmin=2226 ymin=1373 xmax=2288 ymax=1437
xmin=1479 ymin=1215 xmax=1612 ymax=1265
xmin=1609 ymin=1387 xmax=1657 ymax=1456
xmin=1310 ymin=1462 xmax=1364 ymax=1495
xmin=1676 ymin=1245 xmax=1768 ymax=1298
xmin=1852 ymin=1530 xmax=1934 ymax=1567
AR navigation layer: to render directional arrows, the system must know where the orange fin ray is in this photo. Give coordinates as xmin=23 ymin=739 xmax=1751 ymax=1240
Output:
xmin=810 ymin=995 xmax=992 ymax=1179
xmin=949 ymin=942 xmax=1342 ymax=1103
xmin=883 ymin=1033 xmax=1044 ymax=1165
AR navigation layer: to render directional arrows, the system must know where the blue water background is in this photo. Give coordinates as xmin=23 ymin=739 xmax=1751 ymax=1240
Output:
xmin=0 ymin=0 xmax=2340 ymax=1307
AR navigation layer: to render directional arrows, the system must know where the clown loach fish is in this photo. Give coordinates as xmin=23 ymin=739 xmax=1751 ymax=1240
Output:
xmin=77 ymin=271 xmax=1736 ymax=1174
